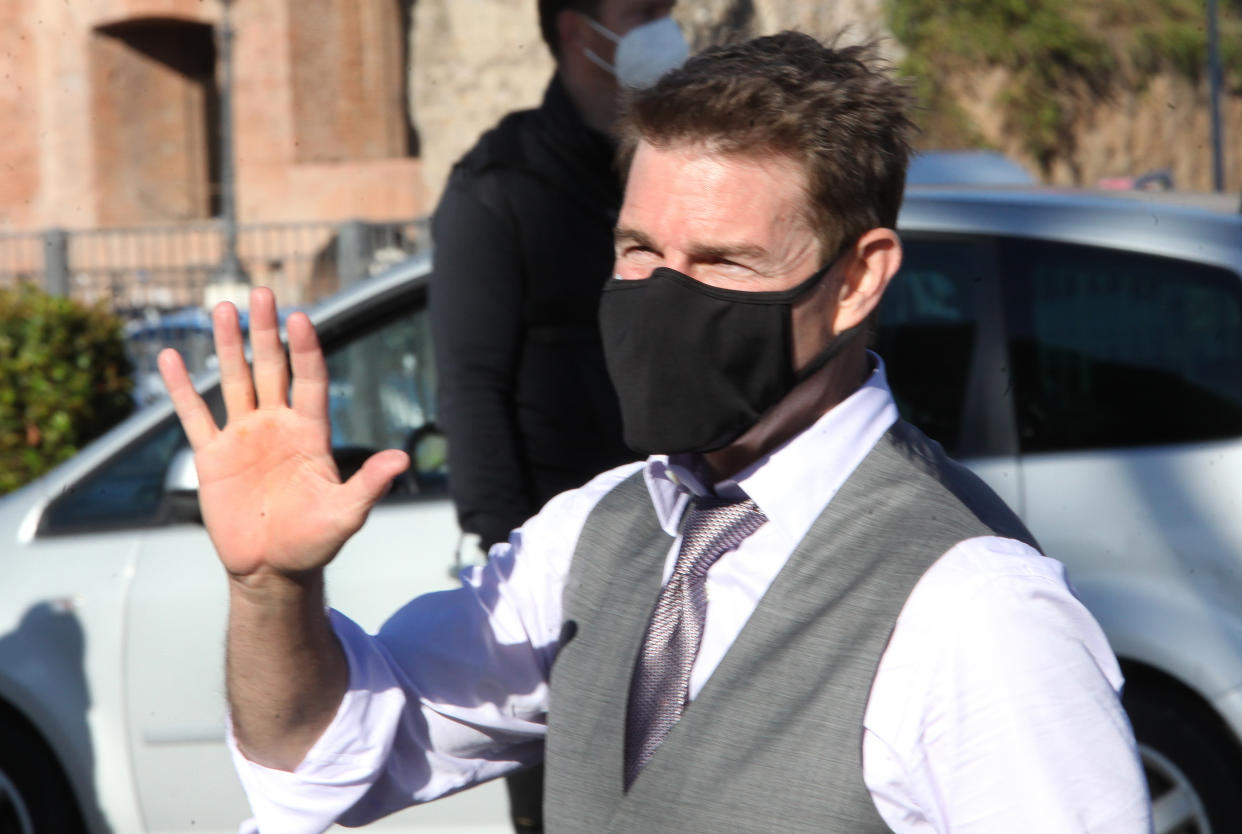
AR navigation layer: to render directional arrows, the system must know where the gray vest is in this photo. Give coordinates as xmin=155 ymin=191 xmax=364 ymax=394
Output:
xmin=544 ymin=420 xmax=1036 ymax=832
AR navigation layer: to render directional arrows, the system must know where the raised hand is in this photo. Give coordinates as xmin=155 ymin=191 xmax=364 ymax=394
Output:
xmin=158 ymin=287 xmax=410 ymax=583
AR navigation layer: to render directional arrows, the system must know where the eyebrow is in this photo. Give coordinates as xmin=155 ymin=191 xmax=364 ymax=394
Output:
xmin=614 ymin=226 xmax=769 ymax=263
xmin=614 ymin=226 xmax=656 ymax=249
xmin=686 ymin=241 xmax=769 ymax=262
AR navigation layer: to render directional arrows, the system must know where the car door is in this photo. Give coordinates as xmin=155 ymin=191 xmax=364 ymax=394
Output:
xmin=122 ymin=288 xmax=509 ymax=833
xmin=997 ymin=237 xmax=1242 ymax=650
xmin=5 ymin=485 xmax=160 ymax=834
xmin=877 ymin=233 xmax=1022 ymax=509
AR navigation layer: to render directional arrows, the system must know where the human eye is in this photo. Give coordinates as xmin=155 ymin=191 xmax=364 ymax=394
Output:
xmin=702 ymin=253 xmax=754 ymax=274
xmin=616 ymin=237 xmax=659 ymax=262
xmin=614 ymin=239 xmax=662 ymax=280
xmin=691 ymin=255 xmax=760 ymax=289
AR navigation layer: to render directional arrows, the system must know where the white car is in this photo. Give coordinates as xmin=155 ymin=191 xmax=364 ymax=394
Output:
xmin=0 ymin=251 xmax=510 ymax=834
xmin=2 ymin=186 xmax=1242 ymax=834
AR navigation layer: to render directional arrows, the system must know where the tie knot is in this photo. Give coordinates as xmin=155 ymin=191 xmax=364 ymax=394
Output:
xmin=674 ymin=496 xmax=768 ymax=579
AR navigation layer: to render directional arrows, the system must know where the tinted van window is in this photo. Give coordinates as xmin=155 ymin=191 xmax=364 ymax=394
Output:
xmin=323 ymin=304 xmax=444 ymax=495
xmin=1002 ymin=239 xmax=1242 ymax=452
xmin=876 ymin=238 xmax=983 ymax=454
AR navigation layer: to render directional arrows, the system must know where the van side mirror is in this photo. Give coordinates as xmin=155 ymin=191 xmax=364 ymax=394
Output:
xmin=407 ymin=423 xmax=448 ymax=494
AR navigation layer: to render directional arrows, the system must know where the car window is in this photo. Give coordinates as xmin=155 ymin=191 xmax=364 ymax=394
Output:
xmin=875 ymin=238 xmax=982 ymax=455
xmin=39 ymin=292 xmax=442 ymax=535
xmin=1002 ymin=239 xmax=1242 ymax=453
xmin=39 ymin=410 xmax=193 ymax=535
xmin=324 ymin=305 xmax=445 ymax=496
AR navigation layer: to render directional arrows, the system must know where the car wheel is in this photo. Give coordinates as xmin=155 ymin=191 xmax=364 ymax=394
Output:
xmin=0 ymin=768 xmax=36 ymax=834
xmin=1124 ymin=686 xmax=1242 ymax=834
xmin=0 ymin=715 xmax=86 ymax=834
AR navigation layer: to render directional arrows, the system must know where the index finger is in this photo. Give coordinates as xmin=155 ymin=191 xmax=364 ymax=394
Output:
xmin=158 ymin=348 xmax=220 ymax=450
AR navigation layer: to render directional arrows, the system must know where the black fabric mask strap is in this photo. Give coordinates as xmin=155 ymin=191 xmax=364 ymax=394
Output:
xmin=780 ymin=260 xmax=835 ymax=303
xmin=792 ymin=322 xmax=863 ymax=386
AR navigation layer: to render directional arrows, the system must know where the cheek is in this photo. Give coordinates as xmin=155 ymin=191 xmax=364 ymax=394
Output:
xmin=789 ymin=287 xmax=837 ymax=369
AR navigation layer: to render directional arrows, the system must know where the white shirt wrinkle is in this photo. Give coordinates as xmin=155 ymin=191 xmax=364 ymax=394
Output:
xmin=228 ymin=354 xmax=1152 ymax=834
xmin=870 ymin=539 xmax=1147 ymax=833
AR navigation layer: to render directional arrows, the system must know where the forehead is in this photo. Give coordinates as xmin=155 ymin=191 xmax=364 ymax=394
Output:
xmin=598 ymin=0 xmax=676 ymax=27
xmin=620 ymin=141 xmax=813 ymax=244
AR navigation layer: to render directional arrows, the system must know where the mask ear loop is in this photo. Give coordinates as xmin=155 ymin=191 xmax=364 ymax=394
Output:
xmin=774 ymin=231 xmax=860 ymax=304
xmin=581 ymin=15 xmax=620 ymax=76
xmin=583 ymin=48 xmax=616 ymax=75
xmin=787 ymin=238 xmax=865 ymax=384
xmin=791 ymin=323 xmax=862 ymax=385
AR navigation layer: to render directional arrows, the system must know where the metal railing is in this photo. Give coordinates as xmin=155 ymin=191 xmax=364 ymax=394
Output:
xmin=0 ymin=217 xmax=430 ymax=405
xmin=0 ymin=217 xmax=429 ymax=314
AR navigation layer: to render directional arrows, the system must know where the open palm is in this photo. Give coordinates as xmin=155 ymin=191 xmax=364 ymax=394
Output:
xmin=158 ymin=288 xmax=409 ymax=580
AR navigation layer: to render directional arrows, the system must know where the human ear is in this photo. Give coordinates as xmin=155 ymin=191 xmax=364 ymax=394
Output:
xmin=557 ymin=9 xmax=590 ymax=57
xmin=832 ymin=228 xmax=902 ymax=333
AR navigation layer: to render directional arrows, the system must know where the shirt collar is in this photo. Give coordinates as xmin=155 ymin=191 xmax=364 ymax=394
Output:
xmin=643 ymin=352 xmax=900 ymax=542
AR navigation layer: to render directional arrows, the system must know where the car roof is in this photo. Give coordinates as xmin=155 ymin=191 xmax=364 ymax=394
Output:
xmin=307 ymin=250 xmax=432 ymax=327
xmin=907 ymin=150 xmax=1037 ymax=186
xmin=899 ymin=186 xmax=1242 ymax=271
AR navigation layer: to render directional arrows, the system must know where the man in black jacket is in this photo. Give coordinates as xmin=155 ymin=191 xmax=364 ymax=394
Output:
xmin=430 ymin=0 xmax=683 ymax=553
xmin=428 ymin=1 xmax=684 ymax=829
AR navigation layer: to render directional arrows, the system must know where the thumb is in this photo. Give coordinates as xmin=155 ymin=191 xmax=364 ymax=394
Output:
xmin=342 ymin=449 xmax=411 ymax=510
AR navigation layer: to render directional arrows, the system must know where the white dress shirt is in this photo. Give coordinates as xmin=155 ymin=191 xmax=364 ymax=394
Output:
xmin=231 ymin=358 xmax=1153 ymax=833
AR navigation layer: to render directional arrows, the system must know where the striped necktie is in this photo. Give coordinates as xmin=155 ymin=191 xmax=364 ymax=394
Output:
xmin=623 ymin=495 xmax=768 ymax=789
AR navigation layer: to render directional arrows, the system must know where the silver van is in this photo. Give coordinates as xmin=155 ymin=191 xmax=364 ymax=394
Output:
xmin=884 ymin=186 xmax=1242 ymax=834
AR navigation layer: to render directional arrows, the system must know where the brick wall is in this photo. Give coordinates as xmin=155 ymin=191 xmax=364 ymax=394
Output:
xmin=3 ymin=0 xmax=1237 ymax=239
xmin=0 ymin=0 xmax=422 ymax=233
xmin=0 ymin=2 xmax=40 ymax=230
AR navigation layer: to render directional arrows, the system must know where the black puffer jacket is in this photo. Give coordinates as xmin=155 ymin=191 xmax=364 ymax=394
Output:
xmin=430 ymin=75 xmax=635 ymax=550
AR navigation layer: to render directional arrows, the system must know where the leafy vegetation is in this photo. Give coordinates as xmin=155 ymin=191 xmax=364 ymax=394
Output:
xmin=0 ymin=284 xmax=134 ymax=495
xmin=889 ymin=0 xmax=1242 ymax=176
xmin=1123 ymin=0 xmax=1242 ymax=87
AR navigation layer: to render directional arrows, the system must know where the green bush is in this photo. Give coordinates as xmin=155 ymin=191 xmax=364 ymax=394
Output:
xmin=0 ymin=284 xmax=134 ymax=495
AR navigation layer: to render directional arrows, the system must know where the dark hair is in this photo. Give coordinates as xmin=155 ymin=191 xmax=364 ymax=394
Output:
xmin=617 ymin=31 xmax=916 ymax=256
xmin=538 ymin=0 xmax=603 ymax=58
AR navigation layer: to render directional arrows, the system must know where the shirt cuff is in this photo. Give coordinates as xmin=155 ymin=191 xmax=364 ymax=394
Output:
xmin=227 ymin=609 xmax=408 ymax=834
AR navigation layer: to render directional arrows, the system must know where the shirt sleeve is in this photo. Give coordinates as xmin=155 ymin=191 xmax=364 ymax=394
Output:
xmin=430 ymin=172 xmax=534 ymax=549
xmin=863 ymin=536 xmax=1154 ymax=833
xmin=227 ymin=462 xmax=646 ymax=834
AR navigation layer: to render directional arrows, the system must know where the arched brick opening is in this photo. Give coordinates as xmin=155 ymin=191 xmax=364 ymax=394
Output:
xmin=90 ymin=18 xmax=220 ymax=225
xmin=89 ymin=0 xmax=212 ymax=30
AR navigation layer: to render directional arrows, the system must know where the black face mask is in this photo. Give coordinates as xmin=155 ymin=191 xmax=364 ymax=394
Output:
xmin=599 ymin=263 xmax=858 ymax=455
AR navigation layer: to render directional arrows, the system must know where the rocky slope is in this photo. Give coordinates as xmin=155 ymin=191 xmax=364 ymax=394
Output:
xmin=409 ymin=0 xmax=1239 ymax=203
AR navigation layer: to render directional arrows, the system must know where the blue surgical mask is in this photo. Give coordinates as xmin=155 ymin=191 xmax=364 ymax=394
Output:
xmin=582 ymin=16 xmax=689 ymax=89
